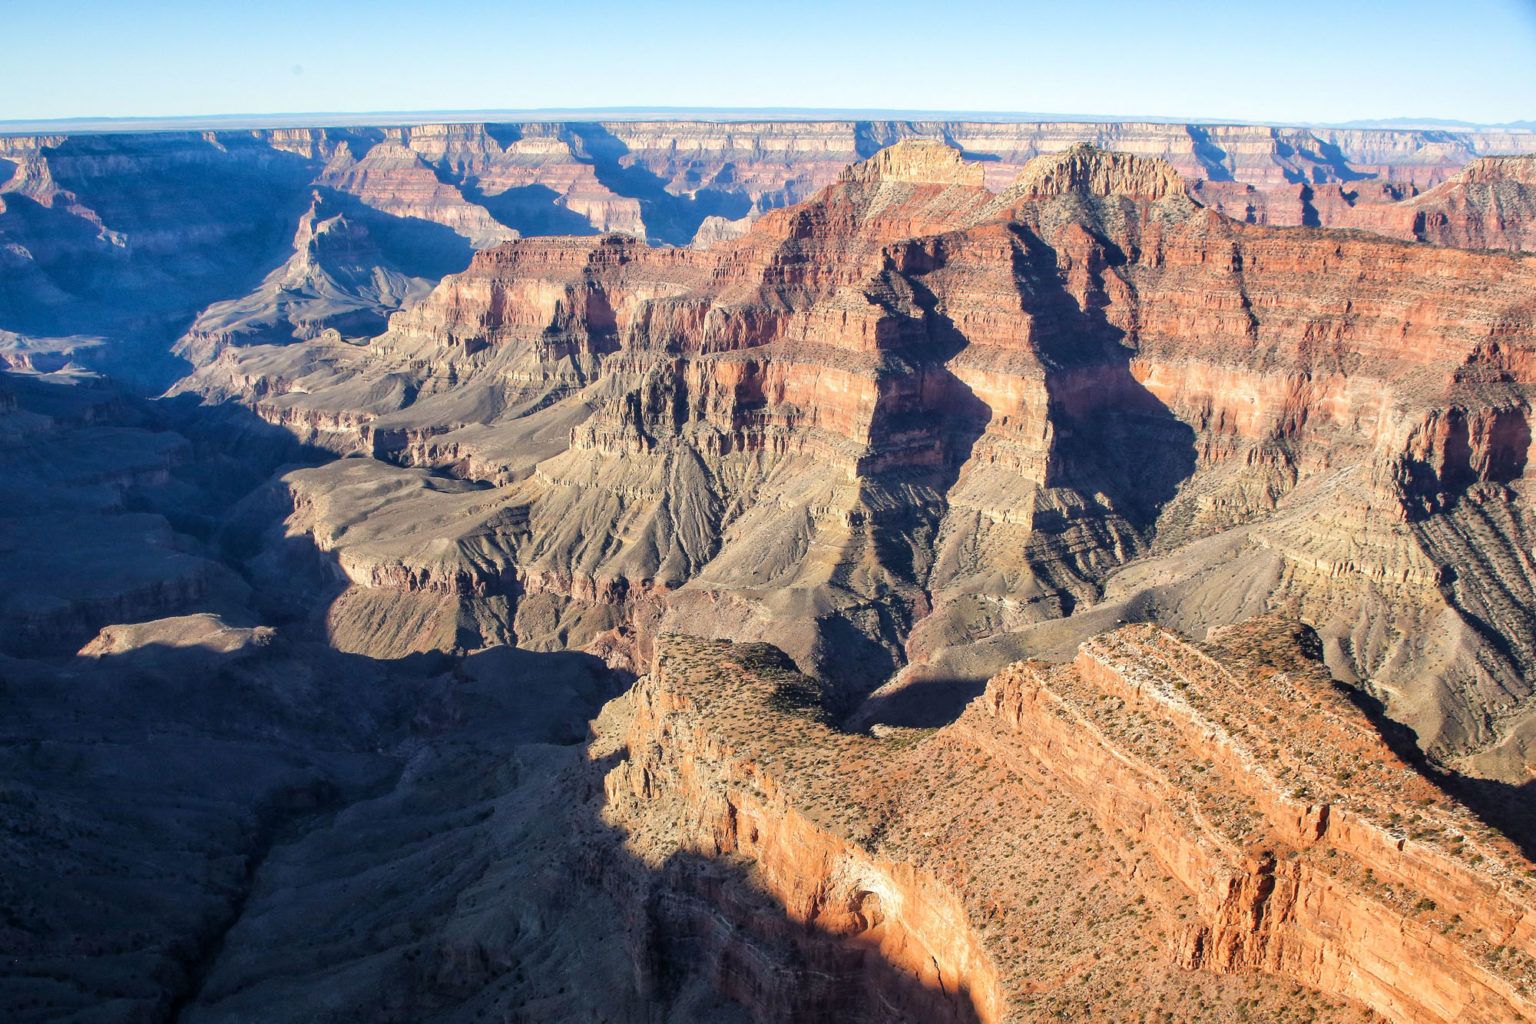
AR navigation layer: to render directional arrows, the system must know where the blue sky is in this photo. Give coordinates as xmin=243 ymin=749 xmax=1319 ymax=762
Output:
xmin=5 ymin=0 xmax=1535 ymax=124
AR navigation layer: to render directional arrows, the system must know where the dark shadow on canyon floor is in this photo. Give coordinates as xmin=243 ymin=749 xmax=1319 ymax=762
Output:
xmin=1340 ymin=680 xmax=1536 ymax=861
xmin=1009 ymin=222 xmax=1198 ymax=533
xmin=855 ymin=674 xmax=990 ymax=730
xmin=854 ymin=221 xmax=1199 ymax=732
xmin=465 ymin=181 xmax=601 ymax=237
xmin=0 ymin=369 xmax=986 ymax=1024
xmin=0 ymin=615 xmax=985 ymax=1023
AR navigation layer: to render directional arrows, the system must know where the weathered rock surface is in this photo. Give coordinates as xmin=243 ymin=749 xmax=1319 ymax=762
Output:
xmin=171 ymin=188 xmax=465 ymax=365
xmin=600 ymin=625 xmax=1536 ymax=1023
xmin=7 ymin=127 xmax=1536 ymax=1024
xmin=1353 ymin=155 xmax=1536 ymax=250
xmin=185 ymin=140 xmax=1536 ymax=781
xmin=256 ymin=457 xmax=526 ymax=657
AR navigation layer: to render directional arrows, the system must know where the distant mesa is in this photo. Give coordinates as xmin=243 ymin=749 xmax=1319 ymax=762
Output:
xmin=4 ymin=118 xmax=1536 ymax=1024
xmin=840 ymin=139 xmax=989 ymax=186
xmin=1006 ymin=142 xmax=1186 ymax=199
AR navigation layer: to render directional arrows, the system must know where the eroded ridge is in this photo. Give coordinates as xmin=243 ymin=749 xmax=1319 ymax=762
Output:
xmin=593 ymin=622 xmax=1536 ymax=1022
xmin=174 ymin=139 xmax=1536 ymax=779
xmin=982 ymin=621 xmax=1536 ymax=1024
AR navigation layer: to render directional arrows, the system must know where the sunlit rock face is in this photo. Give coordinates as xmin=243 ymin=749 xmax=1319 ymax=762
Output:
xmin=598 ymin=624 xmax=1536 ymax=1024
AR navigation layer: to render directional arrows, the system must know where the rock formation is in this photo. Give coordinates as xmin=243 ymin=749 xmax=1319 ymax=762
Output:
xmin=599 ymin=623 xmax=1536 ymax=1023
xmin=171 ymin=188 xmax=463 ymax=365
xmin=182 ymin=139 xmax=1536 ymax=782
xmin=1357 ymin=155 xmax=1536 ymax=250
xmin=5 ymin=119 xmax=1536 ymax=385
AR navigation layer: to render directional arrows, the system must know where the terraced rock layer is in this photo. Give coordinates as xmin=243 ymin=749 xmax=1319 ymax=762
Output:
xmin=4 ymin=120 xmax=1535 ymax=384
xmin=185 ymin=140 xmax=1536 ymax=782
xmin=6 ymin=128 xmax=1536 ymax=1024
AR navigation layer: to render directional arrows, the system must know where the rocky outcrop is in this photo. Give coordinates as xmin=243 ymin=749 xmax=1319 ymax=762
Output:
xmin=604 ymin=639 xmax=1004 ymax=1022
xmin=5 ymin=119 xmax=1535 ymax=386
xmin=842 ymin=139 xmax=988 ymax=187
xmin=251 ymin=458 xmax=527 ymax=657
xmin=599 ymin=625 xmax=1536 ymax=1022
xmin=1004 ymin=142 xmax=1184 ymax=199
xmin=1397 ymin=155 xmax=1536 ymax=250
xmin=980 ymin=622 xmax=1536 ymax=1024
xmin=172 ymin=189 xmax=452 ymax=364
xmin=1188 ymin=156 xmax=1536 ymax=250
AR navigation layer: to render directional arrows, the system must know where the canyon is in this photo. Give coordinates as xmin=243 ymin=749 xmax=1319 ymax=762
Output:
xmin=3 ymin=119 xmax=1536 ymax=1023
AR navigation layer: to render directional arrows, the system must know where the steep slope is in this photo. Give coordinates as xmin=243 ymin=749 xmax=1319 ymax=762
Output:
xmin=187 ymin=140 xmax=1013 ymax=699
xmin=1221 ymin=155 xmax=1536 ymax=249
xmin=173 ymin=189 xmax=469 ymax=364
xmin=1400 ymin=155 xmax=1536 ymax=250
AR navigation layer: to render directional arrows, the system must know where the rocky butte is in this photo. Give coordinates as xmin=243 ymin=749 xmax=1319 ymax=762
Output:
xmin=1 ymin=122 xmax=1536 ymax=1023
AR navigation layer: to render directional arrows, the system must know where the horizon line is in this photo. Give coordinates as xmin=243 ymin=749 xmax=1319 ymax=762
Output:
xmin=2 ymin=106 xmax=1533 ymax=138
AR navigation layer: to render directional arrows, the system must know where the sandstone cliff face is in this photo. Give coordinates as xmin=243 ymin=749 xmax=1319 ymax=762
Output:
xmin=981 ymin=623 xmax=1536 ymax=1024
xmin=602 ymin=640 xmax=1005 ymax=1023
xmin=599 ymin=624 xmax=1535 ymax=1022
xmin=1396 ymin=155 xmax=1536 ymax=250
xmin=10 ymin=126 xmax=1536 ymax=1024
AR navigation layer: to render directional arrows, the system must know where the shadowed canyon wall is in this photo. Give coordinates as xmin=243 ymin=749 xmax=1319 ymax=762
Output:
xmin=176 ymin=139 xmax=1536 ymax=784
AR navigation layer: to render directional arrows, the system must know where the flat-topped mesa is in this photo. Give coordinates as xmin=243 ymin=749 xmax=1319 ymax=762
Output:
xmin=839 ymin=139 xmax=987 ymax=187
xmin=1455 ymin=154 xmax=1536 ymax=186
xmin=1005 ymin=142 xmax=1186 ymax=200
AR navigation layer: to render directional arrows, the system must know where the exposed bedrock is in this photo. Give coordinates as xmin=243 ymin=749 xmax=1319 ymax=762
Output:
xmin=598 ymin=624 xmax=1536 ymax=1023
xmin=8 ymin=127 xmax=1536 ymax=1024
xmin=181 ymin=139 xmax=1536 ymax=779
xmin=1195 ymin=155 xmax=1536 ymax=249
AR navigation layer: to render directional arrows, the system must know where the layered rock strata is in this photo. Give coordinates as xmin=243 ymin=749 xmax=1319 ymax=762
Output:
xmin=254 ymin=458 xmax=527 ymax=657
xmin=5 ymin=120 xmax=1536 ymax=384
xmin=185 ymin=139 xmax=1536 ymax=780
